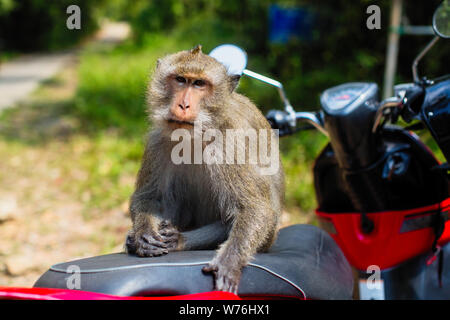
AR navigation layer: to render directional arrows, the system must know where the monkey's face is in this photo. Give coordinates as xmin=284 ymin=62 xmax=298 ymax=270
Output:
xmin=165 ymin=74 xmax=210 ymax=130
xmin=148 ymin=46 xmax=231 ymax=136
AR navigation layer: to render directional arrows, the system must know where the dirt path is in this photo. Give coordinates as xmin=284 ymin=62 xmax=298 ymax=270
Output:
xmin=0 ymin=22 xmax=130 ymax=111
xmin=0 ymin=53 xmax=74 ymax=110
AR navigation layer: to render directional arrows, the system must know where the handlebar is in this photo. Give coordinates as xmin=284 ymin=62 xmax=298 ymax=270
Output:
xmin=371 ymin=83 xmax=425 ymax=133
xmin=266 ymin=109 xmax=327 ymax=137
xmin=295 ymin=112 xmax=328 ymax=136
xmin=371 ymin=97 xmax=403 ymax=133
xmin=268 ymin=84 xmax=424 ymax=137
xmin=248 ymin=68 xmax=425 ymax=137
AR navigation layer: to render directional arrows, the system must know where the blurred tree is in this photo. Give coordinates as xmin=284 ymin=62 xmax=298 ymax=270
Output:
xmin=0 ymin=0 xmax=15 ymax=14
xmin=0 ymin=0 xmax=100 ymax=52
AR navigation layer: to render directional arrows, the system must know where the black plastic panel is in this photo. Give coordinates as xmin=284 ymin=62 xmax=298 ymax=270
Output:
xmin=421 ymin=79 xmax=450 ymax=163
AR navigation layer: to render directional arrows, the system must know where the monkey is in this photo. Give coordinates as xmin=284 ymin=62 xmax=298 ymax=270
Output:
xmin=125 ymin=45 xmax=284 ymax=294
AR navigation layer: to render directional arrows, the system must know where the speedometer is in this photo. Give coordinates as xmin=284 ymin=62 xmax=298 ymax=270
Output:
xmin=320 ymin=83 xmax=378 ymax=114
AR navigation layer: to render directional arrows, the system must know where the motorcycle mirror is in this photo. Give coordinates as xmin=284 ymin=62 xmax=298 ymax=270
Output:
xmin=209 ymin=44 xmax=247 ymax=75
xmin=432 ymin=0 xmax=450 ymax=38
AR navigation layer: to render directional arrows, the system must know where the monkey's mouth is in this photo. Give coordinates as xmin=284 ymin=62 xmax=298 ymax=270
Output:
xmin=167 ymin=119 xmax=195 ymax=127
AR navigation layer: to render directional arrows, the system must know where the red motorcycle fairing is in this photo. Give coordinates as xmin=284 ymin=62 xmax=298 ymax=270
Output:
xmin=0 ymin=287 xmax=240 ymax=300
xmin=317 ymin=197 xmax=450 ymax=270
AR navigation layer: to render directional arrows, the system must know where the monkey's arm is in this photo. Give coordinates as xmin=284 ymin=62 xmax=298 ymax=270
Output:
xmin=203 ymin=202 xmax=278 ymax=293
xmin=180 ymin=221 xmax=229 ymax=250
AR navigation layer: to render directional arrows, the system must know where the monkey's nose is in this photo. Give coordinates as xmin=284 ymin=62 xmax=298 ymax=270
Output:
xmin=178 ymin=104 xmax=190 ymax=110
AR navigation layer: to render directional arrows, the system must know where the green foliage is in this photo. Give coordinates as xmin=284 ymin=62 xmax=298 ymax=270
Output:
xmin=75 ymin=48 xmax=149 ymax=134
xmin=74 ymin=34 xmax=188 ymax=136
xmin=73 ymin=132 xmax=143 ymax=211
xmin=0 ymin=0 xmax=99 ymax=51
xmin=280 ymin=131 xmax=328 ymax=211
xmin=0 ymin=0 xmax=15 ymax=14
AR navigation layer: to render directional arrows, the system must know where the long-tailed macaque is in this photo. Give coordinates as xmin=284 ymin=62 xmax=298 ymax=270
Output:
xmin=125 ymin=45 xmax=284 ymax=293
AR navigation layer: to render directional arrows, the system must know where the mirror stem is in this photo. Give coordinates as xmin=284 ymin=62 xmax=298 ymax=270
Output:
xmin=242 ymin=69 xmax=296 ymax=127
xmin=412 ymin=36 xmax=439 ymax=83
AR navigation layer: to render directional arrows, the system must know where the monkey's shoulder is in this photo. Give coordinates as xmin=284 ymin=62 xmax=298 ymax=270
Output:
xmin=230 ymin=92 xmax=271 ymax=130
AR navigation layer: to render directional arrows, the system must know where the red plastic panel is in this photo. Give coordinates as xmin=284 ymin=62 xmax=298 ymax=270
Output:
xmin=0 ymin=287 xmax=241 ymax=300
xmin=316 ymin=197 xmax=450 ymax=270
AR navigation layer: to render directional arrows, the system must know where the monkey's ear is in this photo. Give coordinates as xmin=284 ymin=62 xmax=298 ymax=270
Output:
xmin=156 ymin=59 xmax=161 ymax=68
xmin=190 ymin=45 xmax=203 ymax=55
xmin=230 ymin=75 xmax=241 ymax=92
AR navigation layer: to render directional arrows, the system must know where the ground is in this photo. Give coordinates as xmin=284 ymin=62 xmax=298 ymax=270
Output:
xmin=0 ymin=58 xmax=133 ymax=287
xmin=0 ymin=23 xmax=135 ymax=287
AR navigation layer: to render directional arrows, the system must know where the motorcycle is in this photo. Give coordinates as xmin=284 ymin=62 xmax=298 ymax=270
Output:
xmin=1 ymin=1 xmax=449 ymax=301
xmin=255 ymin=1 xmax=450 ymax=299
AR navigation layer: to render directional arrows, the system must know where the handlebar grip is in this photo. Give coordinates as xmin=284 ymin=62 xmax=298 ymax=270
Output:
xmin=401 ymin=86 xmax=425 ymax=123
xmin=266 ymin=110 xmax=293 ymax=136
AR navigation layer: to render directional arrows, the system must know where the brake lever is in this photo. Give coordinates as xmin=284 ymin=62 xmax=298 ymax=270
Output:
xmin=372 ymin=97 xmax=403 ymax=133
xmin=295 ymin=111 xmax=328 ymax=136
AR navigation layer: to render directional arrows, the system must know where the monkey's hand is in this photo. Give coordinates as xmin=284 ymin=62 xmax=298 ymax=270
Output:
xmin=202 ymin=256 xmax=241 ymax=294
xmin=125 ymin=229 xmax=169 ymax=257
xmin=158 ymin=220 xmax=181 ymax=251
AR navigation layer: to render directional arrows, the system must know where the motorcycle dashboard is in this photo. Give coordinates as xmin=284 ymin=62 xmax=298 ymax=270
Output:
xmin=320 ymin=82 xmax=378 ymax=114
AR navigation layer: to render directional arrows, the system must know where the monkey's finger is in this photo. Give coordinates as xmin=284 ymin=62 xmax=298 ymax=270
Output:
xmin=146 ymin=239 xmax=169 ymax=249
xmin=160 ymin=234 xmax=178 ymax=243
xmin=138 ymin=241 xmax=166 ymax=251
xmin=125 ymin=231 xmax=136 ymax=242
xmin=158 ymin=220 xmax=173 ymax=230
xmin=214 ymin=275 xmax=238 ymax=294
xmin=223 ymin=279 xmax=239 ymax=295
xmin=125 ymin=242 xmax=137 ymax=254
xmin=202 ymin=264 xmax=219 ymax=274
xmin=136 ymin=246 xmax=169 ymax=257
xmin=162 ymin=241 xmax=178 ymax=251
xmin=159 ymin=229 xmax=178 ymax=237
xmin=141 ymin=233 xmax=168 ymax=248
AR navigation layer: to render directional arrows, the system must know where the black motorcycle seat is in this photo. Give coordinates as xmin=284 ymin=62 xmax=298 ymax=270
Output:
xmin=34 ymin=224 xmax=353 ymax=299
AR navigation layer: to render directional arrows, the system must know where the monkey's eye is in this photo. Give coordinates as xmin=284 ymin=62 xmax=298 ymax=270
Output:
xmin=175 ymin=76 xmax=186 ymax=84
xmin=193 ymin=79 xmax=206 ymax=88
